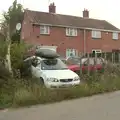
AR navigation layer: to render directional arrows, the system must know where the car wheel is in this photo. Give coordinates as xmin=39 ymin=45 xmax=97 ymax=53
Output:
xmin=40 ymin=77 xmax=44 ymax=85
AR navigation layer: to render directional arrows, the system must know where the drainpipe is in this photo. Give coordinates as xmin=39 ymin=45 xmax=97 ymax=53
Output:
xmin=83 ymin=29 xmax=86 ymax=56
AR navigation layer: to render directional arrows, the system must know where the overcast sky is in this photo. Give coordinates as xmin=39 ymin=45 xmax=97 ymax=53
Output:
xmin=0 ymin=0 xmax=120 ymax=28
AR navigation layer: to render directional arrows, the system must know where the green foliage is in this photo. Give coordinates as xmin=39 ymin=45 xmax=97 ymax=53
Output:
xmin=3 ymin=0 xmax=23 ymax=28
xmin=11 ymin=42 xmax=28 ymax=69
xmin=0 ymin=41 xmax=7 ymax=60
xmin=2 ymin=0 xmax=23 ymax=43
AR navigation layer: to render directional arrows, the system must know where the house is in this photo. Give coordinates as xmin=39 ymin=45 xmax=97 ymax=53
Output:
xmin=21 ymin=2 xmax=120 ymax=58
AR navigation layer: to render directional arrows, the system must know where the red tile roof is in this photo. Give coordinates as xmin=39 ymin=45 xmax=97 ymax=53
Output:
xmin=25 ymin=9 xmax=120 ymax=31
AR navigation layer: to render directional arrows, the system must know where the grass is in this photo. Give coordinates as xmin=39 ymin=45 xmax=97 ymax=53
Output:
xmin=1 ymin=64 xmax=120 ymax=108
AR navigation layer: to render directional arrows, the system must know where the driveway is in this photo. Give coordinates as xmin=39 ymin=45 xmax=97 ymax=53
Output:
xmin=1 ymin=91 xmax=120 ymax=120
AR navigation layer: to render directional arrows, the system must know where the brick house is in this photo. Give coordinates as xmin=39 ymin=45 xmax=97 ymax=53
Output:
xmin=21 ymin=3 xmax=120 ymax=58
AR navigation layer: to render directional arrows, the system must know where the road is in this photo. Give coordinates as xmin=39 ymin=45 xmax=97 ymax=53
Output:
xmin=1 ymin=91 xmax=120 ymax=120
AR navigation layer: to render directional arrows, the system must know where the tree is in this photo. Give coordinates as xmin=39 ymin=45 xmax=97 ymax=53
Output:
xmin=2 ymin=0 xmax=23 ymax=40
xmin=0 ymin=0 xmax=24 ymax=75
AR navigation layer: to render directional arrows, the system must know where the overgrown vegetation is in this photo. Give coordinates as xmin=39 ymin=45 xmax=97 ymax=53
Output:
xmin=1 ymin=69 xmax=120 ymax=108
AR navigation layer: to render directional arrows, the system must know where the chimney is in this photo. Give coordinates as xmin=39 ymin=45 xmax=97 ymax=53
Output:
xmin=83 ymin=8 xmax=89 ymax=18
xmin=49 ymin=2 xmax=56 ymax=13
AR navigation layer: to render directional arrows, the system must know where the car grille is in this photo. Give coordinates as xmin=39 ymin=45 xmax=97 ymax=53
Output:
xmin=60 ymin=79 xmax=73 ymax=82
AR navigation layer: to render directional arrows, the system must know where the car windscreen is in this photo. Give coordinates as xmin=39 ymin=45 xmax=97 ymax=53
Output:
xmin=41 ymin=58 xmax=68 ymax=70
xmin=67 ymin=57 xmax=80 ymax=65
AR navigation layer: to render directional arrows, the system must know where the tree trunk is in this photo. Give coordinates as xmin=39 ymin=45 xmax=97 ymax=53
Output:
xmin=5 ymin=24 xmax=13 ymax=76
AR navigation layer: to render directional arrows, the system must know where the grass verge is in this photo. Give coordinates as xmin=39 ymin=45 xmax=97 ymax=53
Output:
xmin=1 ymin=64 xmax=120 ymax=108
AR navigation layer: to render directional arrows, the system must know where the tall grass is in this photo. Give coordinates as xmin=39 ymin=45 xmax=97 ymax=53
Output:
xmin=1 ymin=64 xmax=120 ymax=108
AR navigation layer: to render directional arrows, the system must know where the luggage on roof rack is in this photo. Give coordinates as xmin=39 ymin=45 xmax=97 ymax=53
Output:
xmin=35 ymin=49 xmax=60 ymax=58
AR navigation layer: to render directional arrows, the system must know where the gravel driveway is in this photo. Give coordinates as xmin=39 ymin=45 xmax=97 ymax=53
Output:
xmin=1 ymin=91 xmax=120 ymax=120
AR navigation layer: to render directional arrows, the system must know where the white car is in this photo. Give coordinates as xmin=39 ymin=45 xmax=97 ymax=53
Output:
xmin=24 ymin=56 xmax=80 ymax=88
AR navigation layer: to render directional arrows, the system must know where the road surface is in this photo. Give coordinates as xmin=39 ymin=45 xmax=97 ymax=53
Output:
xmin=1 ymin=91 xmax=120 ymax=120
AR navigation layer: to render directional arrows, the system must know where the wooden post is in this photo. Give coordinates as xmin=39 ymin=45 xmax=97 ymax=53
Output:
xmin=113 ymin=52 xmax=115 ymax=64
xmin=95 ymin=53 xmax=97 ymax=73
xmin=112 ymin=52 xmax=114 ymax=64
xmin=87 ymin=52 xmax=90 ymax=75
xmin=104 ymin=52 xmax=107 ymax=60
xmin=119 ymin=52 xmax=120 ymax=63
xmin=79 ymin=53 xmax=82 ymax=75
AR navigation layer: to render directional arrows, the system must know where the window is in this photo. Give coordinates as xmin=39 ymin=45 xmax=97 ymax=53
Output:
xmin=92 ymin=30 xmax=101 ymax=38
xmin=41 ymin=59 xmax=67 ymax=70
xmin=40 ymin=25 xmax=50 ymax=34
xmin=66 ymin=28 xmax=77 ymax=36
xmin=92 ymin=49 xmax=102 ymax=53
xmin=112 ymin=32 xmax=118 ymax=40
xmin=66 ymin=49 xmax=78 ymax=58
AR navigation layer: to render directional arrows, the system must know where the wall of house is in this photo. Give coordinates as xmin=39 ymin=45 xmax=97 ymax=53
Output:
xmin=85 ymin=30 xmax=120 ymax=53
xmin=23 ymin=25 xmax=84 ymax=57
xmin=21 ymin=22 xmax=120 ymax=57
xmin=21 ymin=11 xmax=33 ymax=41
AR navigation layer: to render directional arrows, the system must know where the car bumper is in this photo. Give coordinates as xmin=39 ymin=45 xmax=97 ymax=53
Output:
xmin=45 ymin=80 xmax=80 ymax=89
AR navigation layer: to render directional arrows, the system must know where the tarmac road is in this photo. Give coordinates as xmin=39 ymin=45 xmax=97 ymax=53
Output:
xmin=1 ymin=91 xmax=120 ymax=120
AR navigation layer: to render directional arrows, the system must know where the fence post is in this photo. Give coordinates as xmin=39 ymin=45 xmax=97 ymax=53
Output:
xmin=119 ymin=52 xmax=120 ymax=63
xmin=95 ymin=53 xmax=97 ymax=73
xmin=87 ymin=52 xmax=90 ymax=76
xmin=113 ymin=52 xmax=115 ymax=64
xmin=104 ymin=52 xmax=107 ymax=60
xmin=112 ymin=52 xmax=114 ymax=64
xmin=79 ymin=53 xmax=83 ymax=75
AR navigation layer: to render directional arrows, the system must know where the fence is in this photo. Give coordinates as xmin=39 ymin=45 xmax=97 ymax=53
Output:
xmin=66 ymin=51 xmax=120 ymax=75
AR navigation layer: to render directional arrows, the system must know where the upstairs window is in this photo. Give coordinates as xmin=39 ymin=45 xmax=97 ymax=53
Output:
xmin=40 ymin=25 xmax=50 ymax=34
xmin=66 ymin=28 xmax=77 ymax=36
xmin=112 ymin=32 xmax=118 ymax=40
xmin=92 ymin=30 xmax=101 ymax=39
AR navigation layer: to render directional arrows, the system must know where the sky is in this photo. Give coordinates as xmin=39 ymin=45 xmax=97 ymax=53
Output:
xmin=0 ymin=0 xmax=120 ymax=28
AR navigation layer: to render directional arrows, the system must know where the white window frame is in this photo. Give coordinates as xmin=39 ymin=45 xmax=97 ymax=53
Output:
xmin=112 ymin=32 xmax=118 ymax=40
xmin=66 ymin=49 xmax=78 ymax=58
xmin=66 ymin=28 xmax=77 ymax=36
xmin=40 ymin=25 xmax=50 ymax=34
xmin=92 ymin=49 xmax=102 ymax=53
xmin=92 ymin=30 xmax=101 ymax=38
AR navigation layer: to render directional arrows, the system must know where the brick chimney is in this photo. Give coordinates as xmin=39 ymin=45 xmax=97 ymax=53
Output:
xmin=83 ymin=9 xmax=89 ymax=18
xmin=49 ymin=2 xmax=56 ymax=13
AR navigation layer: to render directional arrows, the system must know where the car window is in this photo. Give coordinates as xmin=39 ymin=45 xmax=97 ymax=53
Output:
xmin=95 ymin=58 xmax=103 ymax=64
xmin=89 ymin=59 xmax=94 ymax=65
xmin=83 ymin=58 xmax=94 ymax=65
xmin=67 ymin=57 xmax=80 ymax=65
xmin=41 ymin=58 xmax=68 ymax=70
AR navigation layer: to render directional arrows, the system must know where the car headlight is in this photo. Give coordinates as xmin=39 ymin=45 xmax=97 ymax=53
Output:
xmin=47 ymin=78 xmax=59 ymax=82
xmin=74 ymin=76 xmax=80 ymax=81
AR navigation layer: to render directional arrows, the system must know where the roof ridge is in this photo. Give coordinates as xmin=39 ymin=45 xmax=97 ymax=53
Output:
xmin=25 ymin=9 xmax=105 ymax=22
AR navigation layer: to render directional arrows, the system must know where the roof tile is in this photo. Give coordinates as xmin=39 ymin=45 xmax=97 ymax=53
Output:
xmin=25 ymin=10 xmax=120 ymax=31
